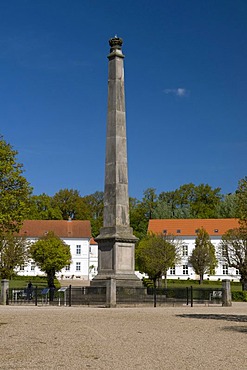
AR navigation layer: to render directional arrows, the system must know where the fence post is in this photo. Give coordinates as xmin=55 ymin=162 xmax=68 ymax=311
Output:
xmin=106 ymin=278 xmax=116 ymax=308
xmin=35 ymin=286 xmax=38 ymax=306
xmin=190 ymin=286 xmax=193 ymax=307
xmin=186 ymin=287 xmax=189 ymax=305
xmin=222 ymin=280 xmax=232 ymax=307
xmin=69 ymin=285 xmax=72 ymax=307
xmin=0 ymin=279 xmax=9 ymax=305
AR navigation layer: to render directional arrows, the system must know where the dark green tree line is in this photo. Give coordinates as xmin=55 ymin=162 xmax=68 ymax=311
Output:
xmin=26 ymin=182 xmax=242 ymax=240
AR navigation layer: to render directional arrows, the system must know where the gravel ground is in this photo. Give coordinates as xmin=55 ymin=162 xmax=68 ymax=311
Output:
xmin=0 ymin=303 xmax=246 ymax=370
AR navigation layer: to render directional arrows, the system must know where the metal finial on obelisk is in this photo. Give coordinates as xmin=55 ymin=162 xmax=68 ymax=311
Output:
xmin=92 ymin=37 xmax=141 ymax=287
xmin=108 ymin=35 xmax=123 ymax=54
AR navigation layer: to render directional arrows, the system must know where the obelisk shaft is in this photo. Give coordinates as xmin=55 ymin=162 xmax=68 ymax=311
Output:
xmin=104 ymin=38 xmax=130 ymax=230
xmin=98 ymin=37 xmax=135 ymax=240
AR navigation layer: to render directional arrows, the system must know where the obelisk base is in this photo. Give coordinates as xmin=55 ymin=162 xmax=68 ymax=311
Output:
xmin=91 ymin=231 xmax=142 ymax=288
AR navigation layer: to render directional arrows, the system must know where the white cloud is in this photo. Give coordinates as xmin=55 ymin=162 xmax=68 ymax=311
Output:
xmin=164 ymin=88 xmax=189 ymax=97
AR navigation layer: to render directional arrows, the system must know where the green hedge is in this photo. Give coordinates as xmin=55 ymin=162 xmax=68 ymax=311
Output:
xmin=232 ymin=291 xmax=247 ymax=302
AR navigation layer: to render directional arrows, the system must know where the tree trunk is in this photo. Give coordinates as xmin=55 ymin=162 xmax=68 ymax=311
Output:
xmin=241 ymin=277 xmax=247 ymax=291
xmin=199 ymin=273 xmax=203 ymax=285
xmin=164 ymin=271 xmax=167 ymax=289
xmin=157 ymin=277 xmax=162 ymax=288
xmin=153 ymin=278 xmax=157 ymax=308
xmin=47 ymin=269 xmax=55 ymax=301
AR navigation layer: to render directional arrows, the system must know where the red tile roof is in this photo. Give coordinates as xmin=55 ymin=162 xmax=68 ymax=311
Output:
xmin=90 ymin=238 xmax=98 ymax=245
xmin=18 ymin=220 xmax=92 ymax=238
xmin=148 ymin=219 xmax=240 ymax=236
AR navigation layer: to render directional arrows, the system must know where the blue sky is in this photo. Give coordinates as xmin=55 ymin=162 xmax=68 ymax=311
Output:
xmin=0 ymin=0 xmax=246 ymax=199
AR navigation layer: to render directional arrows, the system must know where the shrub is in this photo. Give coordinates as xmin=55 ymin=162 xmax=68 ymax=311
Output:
xmin=232 ymin=291 xmax=247 ymax=302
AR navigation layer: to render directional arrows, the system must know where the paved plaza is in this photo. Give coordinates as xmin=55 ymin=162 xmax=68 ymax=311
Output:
xmin=0 ymin=303 xmax=246 ymax=369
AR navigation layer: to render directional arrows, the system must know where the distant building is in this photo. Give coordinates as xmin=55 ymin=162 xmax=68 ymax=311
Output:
xmin=148 ymin=218 xmax=240 ymax=282
xmin=16 ymin=220 xmax=98 ymax=281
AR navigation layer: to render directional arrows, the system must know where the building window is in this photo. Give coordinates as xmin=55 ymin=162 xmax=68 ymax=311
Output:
xmin=65 ymin=265 xmax=70 ymax=271
xmin=183 ymin=265 xmax=188 ymax=275
xmin=236 ymin=269 xmax=239 ymax=275
xmin=19 ymin=265 xmax=25 ymax=271
xmin=223 ymin=265 xmax=228 ymax=275
xmin=170 ymin=267 xmax=176 ymax=275
xmin=182 ymin=245 xmax=188 ymax=256
xmin=76 ymin=245 xmax=81 ymax=255
xmin=89 ymin=246 xmax=92 ymax=253
xmin=177 ymin=229 xmax=181 ymax=233
xmin=76 ymin=262 xmax=81 ymax=271
xmin=31 ymin=262 xmax=35 ymax=271
xmin=222 ymin=246 xmax=228 ymax=257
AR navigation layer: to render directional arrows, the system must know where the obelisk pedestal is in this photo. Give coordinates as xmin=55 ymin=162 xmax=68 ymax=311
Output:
xmin=91 ymin=37 xmax=141 ymax=287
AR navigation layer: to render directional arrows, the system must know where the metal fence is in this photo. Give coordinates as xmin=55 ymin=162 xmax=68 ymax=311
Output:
xmin=147 ymin=287 xmax=223 ymax=307
xmin=6 ymin=286 xmax=223 ymax=307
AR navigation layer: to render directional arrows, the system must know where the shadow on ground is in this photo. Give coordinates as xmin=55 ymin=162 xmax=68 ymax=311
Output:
xmin=177 ymin=314 xmax=247 ymax=334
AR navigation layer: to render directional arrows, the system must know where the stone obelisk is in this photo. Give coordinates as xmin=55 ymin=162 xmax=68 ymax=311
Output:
xmin=92 ymin=37 xmax=141 ymax=287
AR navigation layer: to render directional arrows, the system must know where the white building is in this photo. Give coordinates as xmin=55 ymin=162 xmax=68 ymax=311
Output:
xmin=16 ymin=220 xmax=98 ymax=282
xmin=148 ymin=218 xmax=241 ymax=282
xmin=16 ymin=218 xmax=241 ymax=283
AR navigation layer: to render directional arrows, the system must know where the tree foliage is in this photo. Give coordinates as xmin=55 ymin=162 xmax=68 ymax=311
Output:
xmin=221 ymin=227 xmax=247 ymax=290
xmin=217 ymin=193 xmax=239 ymax=218
xmin=129 ymin=197 xmax=149 ymax=239
xmin=0 ymin=136 xmax=32 ymax=233
xmin=28 ymin=193 xmax=63 ymax=220
xmin=25 ymin=179 xmax=243 ymax=241
xmin=156 ymin=183 xmax=222 ymax=219
xmin=81 ymin=191 xmax=104 ymax=237
xmin=30 ymin=231 xmax=71 ymax=289
xmin=0 ymin=232 xmax=29 ymax=279
xmin=136 ymin=233 xmax=180 ymax=286
xmin=52 ymin=188 xmax=81 ymax=220
xmin=189 ymin=228 xmax=218 ymax=284
xmin=236 ymin=177 xmax=247 ymax=226
xmin=142 ymin=188 xmax=157 ymax=220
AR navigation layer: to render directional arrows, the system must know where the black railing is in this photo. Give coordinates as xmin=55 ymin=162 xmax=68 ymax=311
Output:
xmin=7 ymin=286 xmax=107 ymax=307
xmin=6 ymin=286 xmax=223 ymax=307
xmin=146 ymin=287 xmax=223 ymax=307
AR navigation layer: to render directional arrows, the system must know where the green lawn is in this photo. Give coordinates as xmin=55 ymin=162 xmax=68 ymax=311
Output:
xmin=145 ymin=278 xmax=242 ymax=292
xmin=8 ymin=276 xmax=60 ymax=289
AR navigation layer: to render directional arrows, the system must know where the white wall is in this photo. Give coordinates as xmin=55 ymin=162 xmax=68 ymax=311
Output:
xmin=16 ymin=234 xmax=240 ymax=283
xmin=16 ymin=237 xmax=97 ymax=281
xmin=166 ymin=236 xmax=240 ymax=282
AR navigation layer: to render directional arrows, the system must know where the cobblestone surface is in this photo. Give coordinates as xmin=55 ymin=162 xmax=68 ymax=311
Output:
xmin=0 ymin=303 xmax=246 ymax=369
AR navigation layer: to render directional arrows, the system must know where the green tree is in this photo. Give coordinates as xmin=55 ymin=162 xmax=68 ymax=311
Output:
xmin=28 ymin=193 xmax=62 ymax=220
xmin=129 ymin=197 xmax=148 ymax=239
xmin=236 ymin=177 xmax=247 ymax=226
xmin=142 ymin=188 xmax=157 ymax=220
xmin=129 ymin=188 xmax=157 ymax=239
xmin=0 ymin=135 xmax=32 ymax=233
xmin=217 ymin=193 xmax=239 ymax=218
xmin=136 ymin=233 xmax=179 ymax=289
xmin=189 ymin=184 xmax=222 ymax=218
xmin=52 ymin=188 xmax=81 ymax=220
xmin=0 ymin=232 xmax=29 ymax=279
xmin=30 ymin=231 xmax=71 ymax=296
xmin=221 ymin=227 xmax=247 ymax=290
xmin=81 ymin=191 xmax=104 ymax=237
xmin=155 ymin=183 xmax=221 ymax=219
xmin=189 ymin=228 xmax=218 ymax=284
